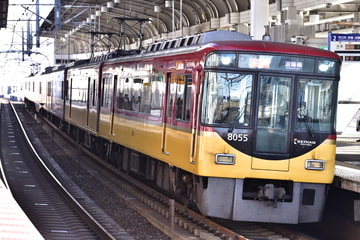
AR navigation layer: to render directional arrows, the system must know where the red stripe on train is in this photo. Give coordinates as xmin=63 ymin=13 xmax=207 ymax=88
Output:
xmin=327 ymin=134 xmax=337 ymax=140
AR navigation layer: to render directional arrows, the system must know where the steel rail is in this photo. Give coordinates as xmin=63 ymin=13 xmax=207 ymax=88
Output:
xmin=9 ymin=101 xmax=117 ymax=240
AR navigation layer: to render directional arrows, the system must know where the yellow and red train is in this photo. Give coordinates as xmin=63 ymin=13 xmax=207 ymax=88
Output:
xmin=24 ymin=31 xmax=341 ymax=223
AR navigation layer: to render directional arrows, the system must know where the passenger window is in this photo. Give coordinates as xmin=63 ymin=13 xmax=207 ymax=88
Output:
xmin=175 ymin=74 xmax=192 ymax=121
xmin=47 ymin=81 xmax=51 ymax=97
xmin=150 ymin=72 xmax=164 ymax=117
xmin=167 ymin=75 xmax=176 ymax=118
xmin=101 ymin=73 xmax=113 ymax=108
xmin=132 ymin=78 xmax=143 ymax=112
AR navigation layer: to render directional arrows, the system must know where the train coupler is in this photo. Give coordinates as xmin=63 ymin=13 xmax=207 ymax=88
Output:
xmin=257 ymin=184 xmax=286 ymax=207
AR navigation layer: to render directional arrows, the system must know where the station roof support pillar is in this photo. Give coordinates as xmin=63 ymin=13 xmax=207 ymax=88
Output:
xmin=250 ymin=0 xmax=269 ymax=40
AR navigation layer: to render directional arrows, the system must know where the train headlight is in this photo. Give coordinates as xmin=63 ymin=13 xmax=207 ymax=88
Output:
xmin=305 ymin=159 xmax=324 ymax=170
xmin=215 ymin=154 xmax=235 ymax=165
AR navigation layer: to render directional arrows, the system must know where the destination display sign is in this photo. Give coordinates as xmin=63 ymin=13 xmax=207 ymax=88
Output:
xmin=328 ymin=33 xmax=360 ymax=61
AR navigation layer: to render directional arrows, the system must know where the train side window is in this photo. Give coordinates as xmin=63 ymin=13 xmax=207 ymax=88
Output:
xmin=101 ymin=78 xmax=105 ymax=107
xmin=132 ymin=78 xmax=143 ymax=112
xmin=47 ymin=81 xmax=51 ymax=97
xmin=101 ymin=74 xmax=113 ymax=108
xmin=64 ymin=80 xmax=69 ymax=100
xmin=60 ymin=81 xmax=63 ymax=100
xmin=175 ymin=74 xmax=192 ymax=121
xmin=167 ymin=75 xmax=177 ymax=118
xmin=68 ymin=78 xmax=73 ymax=102
xmin=88 ymin=77 xmax=96 ymax=107
xmin=123 ymin=78 xmax=132 ymax=110
xmin=140 ymin=76 xmax=151 ymax=114
xmin=150 ymin=72 xmax=164 ymax=117
xmin=93 ymin=78 xmax=96 ymax=107
xmin=117 ymin=77 xmax=125 ymax=110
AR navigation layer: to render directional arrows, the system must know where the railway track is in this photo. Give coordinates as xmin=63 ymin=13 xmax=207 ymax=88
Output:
xmin=0 ymin=101 xmax=132 ymax=240
xmin=12 ymin=101 xmax=319 ymax=240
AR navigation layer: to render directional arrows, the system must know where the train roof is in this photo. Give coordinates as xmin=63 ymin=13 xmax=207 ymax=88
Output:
xmin=40 ymin=31 xmax=341 ymax=74
xmin=104 ymin=31 xmax=341 ymax=62
xmin=89 ymin=31 xmax=252 ymax=63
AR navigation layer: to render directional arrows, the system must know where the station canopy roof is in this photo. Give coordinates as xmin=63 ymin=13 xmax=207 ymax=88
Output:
xmin=32 ymin=0 xmax=360 ymax=55
xmin=39 ymin=0 xmax=258 ymax=52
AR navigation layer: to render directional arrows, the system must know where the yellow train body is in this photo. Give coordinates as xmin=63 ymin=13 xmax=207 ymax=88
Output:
xmin=24 ymin=31 xmax=342 ymax=223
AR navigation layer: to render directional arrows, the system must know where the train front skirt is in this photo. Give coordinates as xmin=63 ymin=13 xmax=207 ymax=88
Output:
xmin=195 ymin=177 xmax=327 ymax=224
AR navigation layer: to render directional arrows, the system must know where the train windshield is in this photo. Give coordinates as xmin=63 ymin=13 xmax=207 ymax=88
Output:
xmin=201 ymin=71 xmax=252 ymax=126
xmin=202 ymin=51 xmax=340 ymax=136
xmin=296 ymin=78 xmax=337 ymax=132
xmin=256 ymin=76 xmax=291 ymax=152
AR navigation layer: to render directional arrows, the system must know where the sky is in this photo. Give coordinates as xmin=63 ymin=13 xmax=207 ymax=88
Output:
xmin=0 ymin=0 xmax=54 ymax=97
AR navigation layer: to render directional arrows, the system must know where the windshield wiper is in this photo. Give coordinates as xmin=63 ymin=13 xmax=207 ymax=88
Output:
xmin=228 ymin=105 xmax=246 ymax=133
xmin=303 ymin=116 xmax=315 ymax=138
xmin=298 ymin=110 xmax=314 ymax=138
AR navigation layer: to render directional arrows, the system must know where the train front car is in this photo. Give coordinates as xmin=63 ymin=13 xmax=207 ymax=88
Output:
xmin=196 ymin=43 xmax=341 ymax=223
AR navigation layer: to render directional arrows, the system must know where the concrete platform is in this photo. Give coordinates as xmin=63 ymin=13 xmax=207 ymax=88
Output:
xmin=334 ymin=137 xmax=360 ymax=193
xmin=0 ymin=179 xmax=44 ymax=239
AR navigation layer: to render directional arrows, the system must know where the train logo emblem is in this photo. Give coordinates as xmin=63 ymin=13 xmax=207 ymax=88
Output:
xmin=293 ymin=138 xmax=316 ymax=147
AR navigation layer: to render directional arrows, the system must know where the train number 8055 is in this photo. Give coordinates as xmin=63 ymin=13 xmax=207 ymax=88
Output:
xmin=227 ymin=133 xmax=249 ymax=142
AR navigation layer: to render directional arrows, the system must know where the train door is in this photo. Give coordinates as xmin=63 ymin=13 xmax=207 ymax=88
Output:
xmin=99 ymin=73 xmax=113 ymax=135
xmin=68 ymin=77 xmax=73 ymax=118
xmin=252 ymin=75 xmax=292 ymax=171
xmin=110 ymin=75 xmax=118 ymax=135
xmin=161 ymin=73 xmax=175 ymax=155
xmin=189 ymin=72 xmax=199 ymax=163
xmin=47 ymin=80 xmax=52 ymax=111
xmin=86 ymin=76 xmax=98 ymax=131
xmin=86 ymin=77 xmax=91 ymax=126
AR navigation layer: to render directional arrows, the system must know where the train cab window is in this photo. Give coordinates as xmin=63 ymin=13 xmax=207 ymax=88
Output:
xmin=296 ymin=78 xmax=337 ymax=132
xmin=256 ymin=76 xmax=291 ymax=153
xmin=175 ymin=74 xmax=192 ymax=121
xmin=201 ymin=72 xmax=252 ymax=127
